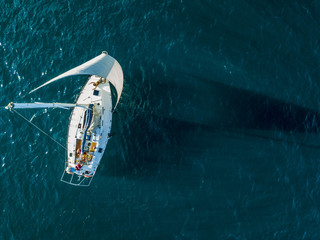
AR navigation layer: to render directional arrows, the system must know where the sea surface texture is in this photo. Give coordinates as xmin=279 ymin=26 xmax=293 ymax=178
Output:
xmin=1 ymin=0 xmax=320 ymax=239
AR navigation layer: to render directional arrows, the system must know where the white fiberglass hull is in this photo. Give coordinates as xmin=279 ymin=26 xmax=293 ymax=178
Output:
xmin=61 ymin=75 xmax=113 ymax=185
xmin=8 ymin=52 xmax=123 ymax=186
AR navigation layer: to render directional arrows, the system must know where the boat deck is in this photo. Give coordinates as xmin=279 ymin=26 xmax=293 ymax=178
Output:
xmin=61 ymin=75 xmax=113 ymax=185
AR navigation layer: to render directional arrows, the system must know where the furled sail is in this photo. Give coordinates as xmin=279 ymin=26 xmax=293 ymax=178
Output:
xmin=30 ymin=52 xmax=123 ymax=109
xmin=6 ymin=102 xmax=77 ymax=109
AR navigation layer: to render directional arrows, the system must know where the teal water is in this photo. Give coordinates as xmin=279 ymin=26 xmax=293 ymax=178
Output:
xmin=1 ymin=0 xmax=320 ymax=239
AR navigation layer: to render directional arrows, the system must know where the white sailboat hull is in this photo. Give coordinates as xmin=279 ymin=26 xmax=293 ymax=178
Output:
xmin=8 ymin=52 xmax=123 ymax=186
xmin=61 ymin=75 xmax=113 ymax=185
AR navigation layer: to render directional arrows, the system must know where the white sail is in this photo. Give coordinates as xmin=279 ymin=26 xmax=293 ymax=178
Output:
xmin=30 ymin=51 xmax=123 ymax=109
xmin=105 ymin=58 xmax=123 ymax=109
xmin=7 ymin=102 xmax=77 ymax=109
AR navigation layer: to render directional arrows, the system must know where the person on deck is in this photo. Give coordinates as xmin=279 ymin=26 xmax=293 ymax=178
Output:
xmin=75 ymin=163 xmax=82 ymax=171
xmin=89 ymin=77 xmax=106 ymax=90
xmin=82 ymin=152 xmax=87 ymax=161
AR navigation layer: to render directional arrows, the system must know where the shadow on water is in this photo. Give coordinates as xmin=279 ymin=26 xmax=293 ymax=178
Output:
xmin=94 ymin=64 xmax=320 ymax=239
xmin=143 ymin=69 xmax=320 ymax=134
xmin=98 ymin=68 xmax=320 ymax=178
xmin=190 ymin=74 xmax=320 ymax=133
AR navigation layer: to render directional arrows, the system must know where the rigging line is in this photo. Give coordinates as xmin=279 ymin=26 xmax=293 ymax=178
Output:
xmin=20 ymin=91 xmax=32 ymax=99
xmin=11 ymin=109 xmax=67 ymax=151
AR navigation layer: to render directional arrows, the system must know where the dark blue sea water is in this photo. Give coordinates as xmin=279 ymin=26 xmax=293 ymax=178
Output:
xmin=1 ymin=0 xmax=320 ymax=239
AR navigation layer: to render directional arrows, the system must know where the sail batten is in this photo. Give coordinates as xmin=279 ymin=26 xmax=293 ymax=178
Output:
xmin=29 ymin=52 xmax=123 ymax=109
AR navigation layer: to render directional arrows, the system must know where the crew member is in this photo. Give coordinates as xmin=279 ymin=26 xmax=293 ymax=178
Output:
xmin=89 ymin=77 xmax=106 ymax=90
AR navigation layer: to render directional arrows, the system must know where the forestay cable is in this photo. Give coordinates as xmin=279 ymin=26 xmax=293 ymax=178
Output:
xmin=11 ymin=109 xmax=67 ymax=151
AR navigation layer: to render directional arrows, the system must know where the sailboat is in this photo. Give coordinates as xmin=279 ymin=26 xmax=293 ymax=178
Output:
xmin=6 ymin=51 xmax=123 ymax=186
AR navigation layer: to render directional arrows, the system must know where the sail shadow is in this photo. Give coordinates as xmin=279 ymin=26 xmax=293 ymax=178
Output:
xmin=151 ymin=72 xmax=320 ymax=133
xmin=203 ymin=78 xmax=320 ymax=133
xmin=98 ymin=111 xmax=320 ymax=180
xmin=97 ymin=69 xmax=320 ymax=177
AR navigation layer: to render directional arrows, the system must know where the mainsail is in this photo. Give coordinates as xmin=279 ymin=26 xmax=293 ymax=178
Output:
xmin=30 ymin=52 xmax=123 ymax=109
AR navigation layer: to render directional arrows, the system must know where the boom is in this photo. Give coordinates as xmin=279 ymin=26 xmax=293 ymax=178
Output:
xmin=5 ymin=102 xmax=85 ymax=110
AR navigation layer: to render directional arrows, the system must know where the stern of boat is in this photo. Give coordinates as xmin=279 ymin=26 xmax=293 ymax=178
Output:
xmin=60 ymin=169 xmax=94 ymax=186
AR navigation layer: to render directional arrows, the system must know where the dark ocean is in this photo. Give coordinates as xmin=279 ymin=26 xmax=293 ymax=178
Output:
xmin=1 ymin=0 xmax=320 ymax=239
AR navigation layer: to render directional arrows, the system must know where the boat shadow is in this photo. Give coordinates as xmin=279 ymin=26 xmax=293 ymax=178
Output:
xmin=97 ymin=72 xmax=320 ymax=178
